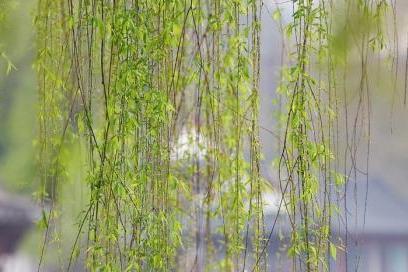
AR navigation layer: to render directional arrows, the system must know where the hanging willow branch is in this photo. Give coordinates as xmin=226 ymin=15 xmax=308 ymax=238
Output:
xmin=272 ymin=0 xmax=391 ymax=271
xmin=35 ymin=0 xmax=264 ymax=271
xmin=34 ymin=0 xmax=393 ymax=271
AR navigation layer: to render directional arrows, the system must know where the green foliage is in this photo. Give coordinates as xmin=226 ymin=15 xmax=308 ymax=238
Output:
xmin=0 ymin=1 xmax=17 ymax=74
xmin=35 ymin=0 xmax=263 ymax=271
xmin=34 ymin=0 xmax=392 ymax=271
xmin=275 ymin=0 xmax=390 ymax=271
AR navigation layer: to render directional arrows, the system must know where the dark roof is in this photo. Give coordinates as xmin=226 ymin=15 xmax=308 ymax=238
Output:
xmin=0 ymin=189 xmax=39 ymax=254
xmin=341 ymin=179 xmax=408 ymax=235
xmin=262 ymin=179 xmax=408 ymax=237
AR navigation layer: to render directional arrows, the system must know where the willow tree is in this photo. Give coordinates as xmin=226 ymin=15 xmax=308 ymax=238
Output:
xmin=34 ymin=0 xmax=391 ymax=271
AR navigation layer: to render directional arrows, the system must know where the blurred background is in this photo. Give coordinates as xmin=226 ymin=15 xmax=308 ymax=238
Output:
xmin=0 ymin=0 xmax=41 ymax=270
xmin=0 ymin=0 xmax=407 ymax=271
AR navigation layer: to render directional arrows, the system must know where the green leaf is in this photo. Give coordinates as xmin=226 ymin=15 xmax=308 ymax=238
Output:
xmin=272 ymin=8 xmax=282 ymax=22
xmin=37 ymin=210 xmax=49 ymax=230
xmin=334 ymin=173 xmax=346 ymax=187
xmin=330 ymin=242 xmax=337 ymax=260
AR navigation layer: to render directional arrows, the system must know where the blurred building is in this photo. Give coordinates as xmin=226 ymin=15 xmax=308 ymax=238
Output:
xmin=261 ymin=179 xmax=408 ymax=272
xmin=334 ymin=179 xmax=408 ymax=272
xmin=0 ymin=188 xmax=38 ymax=272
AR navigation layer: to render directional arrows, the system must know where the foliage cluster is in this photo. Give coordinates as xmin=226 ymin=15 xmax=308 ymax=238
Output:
xmin=34 ymin=0 xmax=392 ymax=271
xmin=35 ymin=0 xmax=264 ymax=271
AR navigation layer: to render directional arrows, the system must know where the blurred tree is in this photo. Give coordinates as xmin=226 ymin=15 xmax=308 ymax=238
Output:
xmin=0 ymin=0 xmax=37 ymax=194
